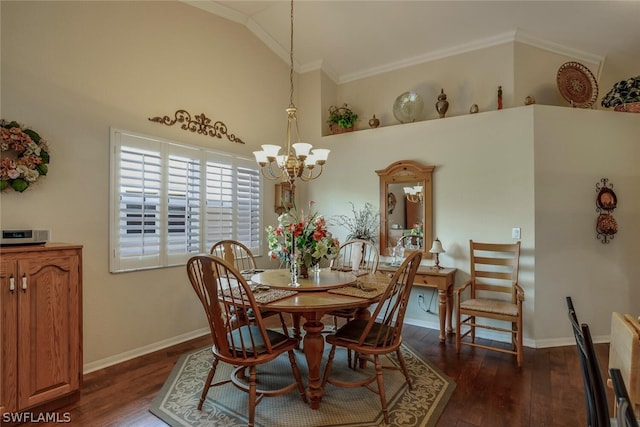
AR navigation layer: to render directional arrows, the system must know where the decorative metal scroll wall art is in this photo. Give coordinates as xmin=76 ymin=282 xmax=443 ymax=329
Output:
xmin=595 ymin=178 xmax=618 ymax=243
xmin=148 ymin=109 xmax=244 ymax=144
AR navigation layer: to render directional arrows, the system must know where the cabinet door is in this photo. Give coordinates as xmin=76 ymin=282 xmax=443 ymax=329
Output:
xmin=17 ymin=252 xmax=81 ymax=410
xmin=0 ymin=258 xmax=18 ymax=414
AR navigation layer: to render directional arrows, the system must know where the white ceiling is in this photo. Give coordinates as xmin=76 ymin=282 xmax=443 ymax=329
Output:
xmin=187 ymin=1 xmax=640 ymax=84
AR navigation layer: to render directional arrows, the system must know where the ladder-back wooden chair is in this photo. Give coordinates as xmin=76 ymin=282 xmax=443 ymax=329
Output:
xmin=455 ymin=240 xmax=524 ymax=366
xmin=327 ymin=239 xmax=380 ymax=367
xmin=211 ymin=240 xmax=287 ymax=333
xmin=321 ymin=251 xmax=422 ymax=424
xmin=186 ymin=255 xmax=307 ymax=427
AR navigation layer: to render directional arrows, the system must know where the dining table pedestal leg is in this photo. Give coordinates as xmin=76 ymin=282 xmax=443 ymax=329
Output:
xmin=301 ymin=316 xmax=325 ymax=409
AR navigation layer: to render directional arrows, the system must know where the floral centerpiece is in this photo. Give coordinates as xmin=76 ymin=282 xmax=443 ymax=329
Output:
xmin=266 ymin=201 xmax=340 ymax=278
xmin=601 ymin=76 xmax=640 ymax=111
xmin=331 ymin=202 xmax=379 ymax=243
xmin=1 ymin=120 xmax=50 ymax=192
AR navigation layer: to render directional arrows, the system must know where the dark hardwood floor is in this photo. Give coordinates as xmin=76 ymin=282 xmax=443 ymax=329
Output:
xmin=33 ymin=319 xmax=612 ymax=427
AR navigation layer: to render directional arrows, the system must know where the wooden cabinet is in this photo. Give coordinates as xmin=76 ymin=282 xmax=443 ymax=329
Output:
xmin=0 ymin=243 xmax=82 ymax=416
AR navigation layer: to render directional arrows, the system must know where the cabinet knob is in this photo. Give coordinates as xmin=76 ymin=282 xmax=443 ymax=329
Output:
xmin=21 ymin=274 xmax=27 ymax=292
xmin=9 ymin=275 xmax=15 ymax=293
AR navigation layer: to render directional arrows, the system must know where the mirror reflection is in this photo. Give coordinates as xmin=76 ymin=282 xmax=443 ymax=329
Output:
xmin=376 ymin=160 xmax=435 ymax=258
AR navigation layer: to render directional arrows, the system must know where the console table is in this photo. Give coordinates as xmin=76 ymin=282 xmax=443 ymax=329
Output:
xmin=378 ymin=264 xmax=456 ymax=342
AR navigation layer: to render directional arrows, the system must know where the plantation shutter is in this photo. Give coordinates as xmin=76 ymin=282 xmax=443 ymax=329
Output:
xmin=166 ymin=145 xmax=202 ymax=266
xmin=112 ymin=134 xmax=162 ymax=271
xmin=110 ymin=128 xmax=262 ymax=273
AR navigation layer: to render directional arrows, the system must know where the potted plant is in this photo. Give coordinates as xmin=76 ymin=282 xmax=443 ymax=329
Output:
xmin=327 ymin=104 xmax=358 ymax=134
xmin=332 ymin=202 xmax=379 ymax=242
xmin=601 ymin=76 xmax=640 ymax=112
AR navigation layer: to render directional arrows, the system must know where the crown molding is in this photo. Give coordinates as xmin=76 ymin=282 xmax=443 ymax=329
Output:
xmin=184 ymin=2 xmax=605 ymax=86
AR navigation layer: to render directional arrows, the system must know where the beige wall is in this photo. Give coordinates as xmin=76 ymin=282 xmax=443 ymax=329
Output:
xmin=308 ymin=107 xmax=536 ymax=343
xmin=533 ymin=107 xmax=640 ymax=343
xmin=1 ymin=1 xmax=288 ymax=369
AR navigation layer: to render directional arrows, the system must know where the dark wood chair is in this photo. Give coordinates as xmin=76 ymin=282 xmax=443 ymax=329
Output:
xmin=210 ymin=240 xmax=288 ymax=333
xmin=610 ymin=368 xmax=640 ymax=427
xmin=186 ymin=255 xmax=307 ymax=427
xmin=455 ymin=240 xmax=524 ymax=366
xmin=321 ymin=251 xmax=422 ymax=424
xmin=327 ymin=239 xmax=380 ymax=355
xmin=567 ymin=296 xmax=613 ymax=427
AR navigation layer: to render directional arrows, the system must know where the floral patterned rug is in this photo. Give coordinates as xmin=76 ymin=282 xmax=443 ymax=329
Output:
xmin=150 ymin=342 xmax=455 ymax=427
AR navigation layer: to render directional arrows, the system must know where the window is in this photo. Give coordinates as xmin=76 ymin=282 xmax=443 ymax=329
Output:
xmin=110 ymin=129 xmax=261 ymax=273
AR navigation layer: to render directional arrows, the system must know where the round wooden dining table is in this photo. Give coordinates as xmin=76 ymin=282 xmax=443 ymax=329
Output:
xmin=250 ymin=268 xmax=386 ymax=409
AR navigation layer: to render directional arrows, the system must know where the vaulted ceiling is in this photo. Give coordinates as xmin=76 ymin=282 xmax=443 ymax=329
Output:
xmin=186 ymin=1 xmax=640 ymax=84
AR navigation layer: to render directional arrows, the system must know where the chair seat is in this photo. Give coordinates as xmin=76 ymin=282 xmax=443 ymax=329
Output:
xmin=329 ymin=318 xmax=395 ymax=348
xmin=228 ymin=325 xmax=290 ymax=355
xmin=460 ymin=297 xmax=519 ymax=317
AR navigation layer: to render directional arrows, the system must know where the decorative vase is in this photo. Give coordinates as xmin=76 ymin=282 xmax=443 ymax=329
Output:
xmin=435 ymin=89 xmax=449 ymax=118
xmin=613 ymin=102 xmax=640 ymax=113
xmin=368 ymin=115 xmax=380 ymax=128
xmin=299 ymin=263 xmax=309 ymax=279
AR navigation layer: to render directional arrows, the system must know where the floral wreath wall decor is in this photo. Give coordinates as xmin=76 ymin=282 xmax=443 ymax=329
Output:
xmin=0 ymin=120 xmax=50 ymax=192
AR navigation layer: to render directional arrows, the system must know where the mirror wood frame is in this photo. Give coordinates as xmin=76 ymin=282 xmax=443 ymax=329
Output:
xmin=376 ymin=160 xmax=435 ymax=258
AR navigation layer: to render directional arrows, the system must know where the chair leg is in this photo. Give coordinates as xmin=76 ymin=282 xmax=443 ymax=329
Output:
xmin=396 ymin=348 xmax=412 ymax=390
xmin=470 ymin=316 xmax=476 ymax=342
xmin=248 ymin=366 xmax=257 ymax=427
xmin=455 ymin=314 xmax=461 ymax=354
xmin=287 ymin=350 xmax=308 ymax=403
xmin=321 ymin=345 xmax=337 ymax=388
xmin=374 ymin=355 xmax=390 ymax=425
xmin=198 ymin=358 xmax=219 ymax=410
xmin=517 ymin=317 xmax=523 ymax=367
xmin=278 ymin=313 xmax=289 ymax=337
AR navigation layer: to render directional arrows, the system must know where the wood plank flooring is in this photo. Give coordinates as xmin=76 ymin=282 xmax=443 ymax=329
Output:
xmin=33 ymin=320 xmax=613 ymax=427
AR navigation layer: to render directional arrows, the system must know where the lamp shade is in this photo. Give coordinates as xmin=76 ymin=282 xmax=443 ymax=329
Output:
xmin=429 ymin=238 xmax=445 ymax=254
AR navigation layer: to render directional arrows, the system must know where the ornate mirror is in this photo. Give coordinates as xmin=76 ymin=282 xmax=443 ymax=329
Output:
xmin=376 ymin=160 xmax=435 ymax=258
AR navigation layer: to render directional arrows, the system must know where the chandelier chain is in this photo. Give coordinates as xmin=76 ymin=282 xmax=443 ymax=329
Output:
xmin=289 ymin=0 xmax=295 ymax=108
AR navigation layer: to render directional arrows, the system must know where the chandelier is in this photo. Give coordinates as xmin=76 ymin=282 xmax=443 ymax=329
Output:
xmin=253 ymin=0 xmax=329 ymax=184
xmin=403 ymin=184 xmax=423 ymax=203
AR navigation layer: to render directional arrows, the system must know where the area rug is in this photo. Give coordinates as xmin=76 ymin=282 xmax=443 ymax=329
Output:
xmin=150 ymin=343 xmax=455 ymax=427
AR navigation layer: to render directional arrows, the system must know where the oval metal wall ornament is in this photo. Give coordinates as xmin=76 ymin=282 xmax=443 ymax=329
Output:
xmin=148 ymin=109 xmax=245 ymax=144
xmin=595 ymin=177 xmax=617 ymax=243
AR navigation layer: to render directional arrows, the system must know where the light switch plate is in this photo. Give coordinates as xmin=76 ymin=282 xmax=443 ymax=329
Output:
xmin=512 ymin=227 xmax=521 ymax=239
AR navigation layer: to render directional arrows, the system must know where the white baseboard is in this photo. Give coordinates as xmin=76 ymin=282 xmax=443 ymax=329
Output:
xmin=403 ymin=315 xmax=608 ymax=349
xmin=83 ymin=327 xmax=210 ymax=374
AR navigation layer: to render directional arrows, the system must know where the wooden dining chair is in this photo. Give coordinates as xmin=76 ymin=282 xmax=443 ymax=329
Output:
xmin=321 ymin=251 xmax=422 ymax=424
xmin=609 ymin=312 xmax=640 ymax=418
xmin=610 ymin=368 xmax=640 ymax=427
xmin=327 ymin=239 xmax=380 ymax=366
xmin=455 ymin=240 xmax=524 ymax=366
xmin=210 ymin=239 xmax=287 ymax=334
xmin=210 ymin=240 xmax=257 ymax=273
xmin=186 ymin=255 xmax=307 ymax=427
xmin=328 ymin=239 xmax=380 ymax=324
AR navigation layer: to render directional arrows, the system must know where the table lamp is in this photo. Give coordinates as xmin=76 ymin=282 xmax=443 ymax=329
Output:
xmin=429 ymin=238 xmax=445 ymax=270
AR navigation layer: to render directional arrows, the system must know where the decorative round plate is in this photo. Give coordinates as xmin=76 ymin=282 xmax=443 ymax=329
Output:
xmin=556 ymin=61 xmax=598 ymax=108
xmin=393 ymin=91 xmax=424 ymax=123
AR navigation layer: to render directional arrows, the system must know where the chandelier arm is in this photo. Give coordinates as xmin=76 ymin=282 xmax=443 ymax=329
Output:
xmin=260 ymin=163 xmax=285 ymax=181
xmin=299 ymin=165 xmax=323 ymax=182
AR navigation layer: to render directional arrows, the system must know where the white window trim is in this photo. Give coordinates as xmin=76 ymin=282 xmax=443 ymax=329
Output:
xmin=109 ymin=128 xmax=262 ymax=273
